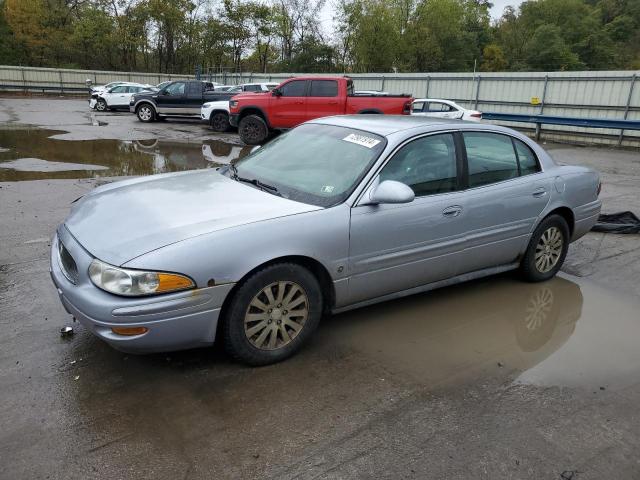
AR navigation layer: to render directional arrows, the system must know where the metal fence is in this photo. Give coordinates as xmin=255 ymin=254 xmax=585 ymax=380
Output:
xmin=0 ymin=65 xmax=192 ymax=93
xmin=1 ymin=65 xmax=639 ymax=146
xmin=214 ymin=71 xmax=640 ymax=146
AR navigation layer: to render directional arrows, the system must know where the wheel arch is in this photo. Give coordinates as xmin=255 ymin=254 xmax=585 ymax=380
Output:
xmin=217 ymin=255 xmax=335 ymax=333
xmin=238 ymin=106 xmax=270 ymax=127
xmin=134 ymin=100 xmax=156 ymax=112
xmin=542 ymin=206 xmax=575 ymax=237
xmin=357 ymin=108 xmax=383 ymax=114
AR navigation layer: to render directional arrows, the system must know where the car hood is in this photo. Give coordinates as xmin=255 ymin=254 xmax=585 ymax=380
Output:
xmin=64 ymin=169 xmax=321 ymax=266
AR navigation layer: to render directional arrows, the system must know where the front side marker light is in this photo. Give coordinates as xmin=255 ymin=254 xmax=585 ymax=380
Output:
xmin=112 ymin=326 xmax=148 ymax=336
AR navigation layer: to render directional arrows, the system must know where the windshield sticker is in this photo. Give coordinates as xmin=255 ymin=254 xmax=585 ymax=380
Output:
xmin=342 ymin=133 xmax=381 ymax=149
xmin=321 ymin=185 xmax=335 ymax=194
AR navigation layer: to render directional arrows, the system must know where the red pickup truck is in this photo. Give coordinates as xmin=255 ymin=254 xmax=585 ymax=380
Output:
xmin=228 ymin=76 xmax=413 ymax=144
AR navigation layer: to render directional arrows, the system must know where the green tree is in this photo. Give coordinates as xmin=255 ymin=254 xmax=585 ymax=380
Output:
xmin=523 ymin=24 xmax=583 ymax=71
xmin=481 ymin=44 xmax=507 ymax=71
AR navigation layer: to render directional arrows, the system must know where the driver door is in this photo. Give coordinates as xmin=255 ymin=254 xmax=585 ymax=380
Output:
xmin=347 ymin=132 xmax=469 ymax=304
xmin=157 ymin=82 xmax=186 ymax=114
xmin=269 ymin=79 xmax=308 ymax=128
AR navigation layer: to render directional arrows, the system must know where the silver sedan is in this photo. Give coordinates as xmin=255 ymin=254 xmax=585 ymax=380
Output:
xmin=50 ymin=116 xmax=601 ymax=365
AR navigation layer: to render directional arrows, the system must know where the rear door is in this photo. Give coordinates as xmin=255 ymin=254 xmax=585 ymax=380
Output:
xmin=457 ymin=131 xmax=550 ymax=274
xmin=306 ymin=80 xmax=342 ymax=120
xmin=348 ymin=132 xmax=469 ymax=304
xmin=426 ymin=101 xmax=461 ymax=119
xmin=269 ymin=79 xmax=308 ymax=128
xmin=184 ymin=82 xmax=205 ymax=114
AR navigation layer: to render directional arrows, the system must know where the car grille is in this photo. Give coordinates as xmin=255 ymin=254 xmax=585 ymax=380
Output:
xmin=58 ymin=241 xmax=78 ymax=284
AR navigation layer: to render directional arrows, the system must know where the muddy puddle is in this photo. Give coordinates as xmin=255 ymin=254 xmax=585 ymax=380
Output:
xmin=0 ymin=128 xmax=252 ymax=181
xmin=314 ymin=273 xmax=640 ymax=391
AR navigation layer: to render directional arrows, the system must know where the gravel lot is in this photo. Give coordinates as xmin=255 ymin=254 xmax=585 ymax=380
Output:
xmin=1 ymin=97 xmax=640 ymax=480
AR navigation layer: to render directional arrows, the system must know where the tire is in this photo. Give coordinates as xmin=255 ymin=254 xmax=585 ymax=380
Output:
xmin=95 ymin=98 xmax=107 ymax=112
xmin=221 ymin=263 xmax=323 ymax=366
xmin=238 ymin=114 xmax=268 ymax=145
xmin=520 ymin=214 xmax=570 ymax=282
xmin=210 ymin=111 xmax=230 ymax=132
xmin=136 ymin=104 xmax=155 ymax=122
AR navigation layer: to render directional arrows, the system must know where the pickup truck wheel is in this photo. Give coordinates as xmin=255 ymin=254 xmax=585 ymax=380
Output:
xmin=95 ymin=99 xmax=107 ymax=112
xmin=136 ymin=104 xmax=155 ymax=122
xmin=210 ymin=112 xmax=230 ymax=132
xmin=239 ymin=115 xmax=268 ymax=145
xmin=221 ymin=263 xmax=322 ymax=366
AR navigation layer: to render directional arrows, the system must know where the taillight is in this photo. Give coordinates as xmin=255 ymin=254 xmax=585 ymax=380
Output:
xmin=470 ymin=112 xmax=482 ymax=118
xmin=597 ymin=180 xmax=602 ymax=196
xmin=402 ymin=101 xmax=411 ymax=115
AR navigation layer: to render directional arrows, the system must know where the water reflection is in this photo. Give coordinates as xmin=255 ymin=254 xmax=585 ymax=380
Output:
xmin=0 ymin=128 xmax=252 ymax=181
xmin=319 ymin=275 xmax=582 ymax=386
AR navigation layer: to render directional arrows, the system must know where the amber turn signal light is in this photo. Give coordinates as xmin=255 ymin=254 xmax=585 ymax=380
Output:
xmin=111 ymin=326 xmax=149 ymax=336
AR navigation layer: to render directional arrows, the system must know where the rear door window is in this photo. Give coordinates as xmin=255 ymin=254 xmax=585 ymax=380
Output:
xmin=463 ymin=132 xmax=519 ymax=187
xmin=513 ymin=139 xmax=541 ymax=175
xmin=310 ymin=80 xmax=338 ymax=97
xmin=280 ymin=80 xmax=307 ymax=97
xmin=187 ymin=82 xmax=202 ymax=96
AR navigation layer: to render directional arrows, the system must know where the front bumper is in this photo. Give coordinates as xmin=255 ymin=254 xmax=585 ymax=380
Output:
xmin=50 ymin=227 xmax=234 ymax=353
xmin=229 ymin=113 xmax=240 ymax=127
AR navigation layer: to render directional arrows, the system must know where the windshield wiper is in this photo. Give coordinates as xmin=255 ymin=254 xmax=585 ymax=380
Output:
xmin=228 ymin=163 xmax=281 ymax=195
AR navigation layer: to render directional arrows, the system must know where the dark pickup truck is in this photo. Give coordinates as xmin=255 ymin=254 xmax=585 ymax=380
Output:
xmin=130 ymin=80 xmax=234 ymax=122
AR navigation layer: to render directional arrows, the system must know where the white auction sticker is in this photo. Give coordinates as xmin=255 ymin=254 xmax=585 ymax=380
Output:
xmin=342 ymin=133 xmax=381 ymax=149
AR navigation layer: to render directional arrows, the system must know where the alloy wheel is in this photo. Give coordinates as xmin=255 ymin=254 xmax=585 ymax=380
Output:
xmin=535 ymin=226 xmax=563 ymax=273
xmin=96 ymin=100 xmax=106 ymax=111
xmin=138 ymin=106 xmax=152 ymax=121
xmin=244 ymin=281 xmax=309 ymax=350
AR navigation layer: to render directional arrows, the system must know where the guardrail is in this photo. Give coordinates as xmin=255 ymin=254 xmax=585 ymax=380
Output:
xmin=481 ymin=112 xmax=640 ymax=146
xmin=0 ymin=83 xmax=89 ymax=94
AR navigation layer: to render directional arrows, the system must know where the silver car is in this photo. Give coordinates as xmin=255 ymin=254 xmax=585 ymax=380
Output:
xmin=50 ymin=116 xmax=601 ymax=365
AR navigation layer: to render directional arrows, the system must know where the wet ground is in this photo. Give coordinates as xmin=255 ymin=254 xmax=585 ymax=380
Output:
xmin=1 ymin=97 xmax=640 ymax=479
xmin=0 ymin=128 xmax=251 ymax=181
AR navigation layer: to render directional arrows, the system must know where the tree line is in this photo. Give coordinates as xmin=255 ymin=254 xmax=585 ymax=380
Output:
xmin=0 ymin=0 xmax=638 ymax=75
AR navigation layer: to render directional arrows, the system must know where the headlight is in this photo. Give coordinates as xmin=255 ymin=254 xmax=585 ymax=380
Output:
xmin=229 ymin=100 xmax=238 ymax=108
xmin=202 ymin=102 xmax=212 ymax=108
xmin=88 ymin=259 xmax=194 ymax=297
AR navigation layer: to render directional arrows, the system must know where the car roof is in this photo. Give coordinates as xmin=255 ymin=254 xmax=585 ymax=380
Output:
xmin=309 ymin=115 xmax=471 ymax=136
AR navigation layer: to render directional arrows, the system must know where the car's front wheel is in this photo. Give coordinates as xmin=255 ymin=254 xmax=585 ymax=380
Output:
xmin=238 ymin=114 xmax=268 ymax=145
xmin=136 ymin=104 xmax=155 ymax=122
xmin=95 ymin=98 xmax=107 ymax=112
xmin=520 ymin=214 xmax=570 ymax=282
xmin=221 ymin=263 xmax=323 ymax=366
xmin=210 ymin=112 xmax=230 ymax=132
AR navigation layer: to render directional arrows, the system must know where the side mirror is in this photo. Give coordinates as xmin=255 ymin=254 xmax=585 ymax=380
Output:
xmin=368 ymin=179 xmax=415 ymax=205
xmin=272 ymin=88 xmax=281 ymax=97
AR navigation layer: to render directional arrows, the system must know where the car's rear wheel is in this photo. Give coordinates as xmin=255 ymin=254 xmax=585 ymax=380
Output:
xmin=238 ymin=114 xmax=268 ymax=145
xmin=520 ymin=214 xmax=569 ymax=282
xmin=136 ymin=104 xmax=155 ymax=122
xmin=210 ymin=112 xmax=230 ymax=132
xmin=95 ymin=99 xmax=107 ymax=112
xmin=221 ymin=263 xmax=323 ymax=366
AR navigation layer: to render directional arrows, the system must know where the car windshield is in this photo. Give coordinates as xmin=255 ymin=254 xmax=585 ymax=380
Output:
xmin=230 ymin=124 xmax=386 ymax=207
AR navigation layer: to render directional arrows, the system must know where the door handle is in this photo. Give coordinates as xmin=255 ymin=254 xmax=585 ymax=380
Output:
xmin=328 ymin=101 xmax=338 ymax=105
xmin=442 ymin=205 xmax=463 ymax=217
xmin=532 ymin=187 xmax=547 ymax=198
xmin=295 ymin=101 xmax=304 ymax=104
